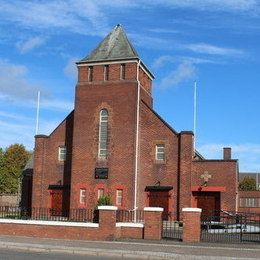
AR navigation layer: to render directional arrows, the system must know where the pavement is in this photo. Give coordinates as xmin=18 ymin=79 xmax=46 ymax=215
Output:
xmin=0 ymin=235 xmax=259 ymax=259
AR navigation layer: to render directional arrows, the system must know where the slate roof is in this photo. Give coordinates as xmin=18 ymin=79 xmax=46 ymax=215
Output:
xmin=79 ymin=24 xmax=139 ymax=63
xmin=23 ymin=154 xmax=33 ymax=170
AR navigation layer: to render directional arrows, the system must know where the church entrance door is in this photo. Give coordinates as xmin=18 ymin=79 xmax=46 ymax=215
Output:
xmin=148 ymin=191 xmax=169 ymax=220
xmin=193 ymin=192 xmax=220 ymax=218
xmin=50 ymin=189 xmax=63 ymax=216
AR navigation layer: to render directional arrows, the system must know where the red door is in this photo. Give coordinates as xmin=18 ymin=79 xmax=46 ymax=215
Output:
xmin=197 ymin=196 xmax=216 ymax=217
xmin=149 ymin=191 xmax=169 ymax=220
xmin=193 ymin=192 xmax=220 ymax=218
xmin=50 ymin=190 xmax=63 ymax=216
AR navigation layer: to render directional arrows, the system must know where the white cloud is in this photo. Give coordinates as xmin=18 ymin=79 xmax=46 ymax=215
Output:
xmin=184 ymin=43 xmax=245 ymax=57
xmin=130 ymin=33 xmax=173 ymax=50
xmin=41 ymin=99 xmax=74 ymax=112
xmin=0 ymin=59 xmax=41 ymax=100
xmin=64 ymin=57 xmax=78 ymax=80
xmin=0 ymin=1 xmax=109 ymax=36
xmin=149 ymin=28 xmax=179 ymax=34
xmin=152 ymin=56 xmax=174 ymax=69
xmin=152 ymin=55 xmax=218 ymax=69
xmin=157 ymin=61 xmax=196 ymax=89
xmin=147 ymin=0 xmax=258 ymax=13
xmin=0 ymin=111 xmax=32 ymax=121
xmin=198 ymin=143 xmax=260 ymax=172
xmin=0 ymin=59 xmax=73 ymax=111
xmin=17 ymin=36 xmax=46 ymax=54
xmin=0 ymin=0 xmax=258 ymax=43
xmin=0 ymin=118 xmax=34 ymax=149
xmin=0 ymin=116 xmax=69 ymax=150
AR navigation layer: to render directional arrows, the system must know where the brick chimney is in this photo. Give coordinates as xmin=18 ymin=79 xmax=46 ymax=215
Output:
xmin=223 ymin=147 xmax=231 ymax=160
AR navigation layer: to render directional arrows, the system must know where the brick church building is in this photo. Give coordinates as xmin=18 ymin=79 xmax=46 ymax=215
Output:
xmin=29 ymin=25 xmax=238 ymax=220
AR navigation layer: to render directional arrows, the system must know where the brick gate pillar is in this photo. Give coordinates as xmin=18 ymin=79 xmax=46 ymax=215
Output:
xmin=143 ymin=207 xmax=163 ymax=240
xmin=182 ymin=208 xmax=202 ymax=242
xmin=98 ymin=206 xmax=118 ymax=240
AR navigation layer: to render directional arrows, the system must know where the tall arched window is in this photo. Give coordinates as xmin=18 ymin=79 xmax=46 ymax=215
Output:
xmin=98 ymin=109 xmax=108 ymax=159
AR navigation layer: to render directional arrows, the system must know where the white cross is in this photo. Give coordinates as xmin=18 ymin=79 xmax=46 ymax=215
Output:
xmin=200 ymin=171 xmax=212 ymax=185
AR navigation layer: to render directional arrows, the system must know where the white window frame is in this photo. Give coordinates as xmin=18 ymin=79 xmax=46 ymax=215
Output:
xmin=98 ymin=188 xmax=104 ymax=199
xmin=79 ymin=188 xmax=86 ymax=204
xmin=155 ymin=144 xmax=165 ymax=161
xmin=58 ymin=146 xmax=66 ymax=162
xmin=98 ymin=109 xmax=108 ymax=159
xmin=243 ymin=198 xmax=257 ymax=207
xmin=116 ymin=189 xmax=123 ymax=206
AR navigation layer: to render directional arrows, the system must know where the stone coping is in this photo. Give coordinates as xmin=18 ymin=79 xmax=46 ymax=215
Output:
xmin=0 ymin=219 xmax=99 ymax=227
xmin=144 ymin=207 xmax=163 ymax=212
xmin=116 ymin=222 xmax=144 ymax=228
xmin=182 ymin=208 xmax=202 ymax=212
xmin=97 ymin=206 xmax=118 ymax=211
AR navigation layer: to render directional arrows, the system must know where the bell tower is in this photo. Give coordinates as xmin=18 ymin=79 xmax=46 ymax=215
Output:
xmin=70 ymin=25 xmax=154 ymax=210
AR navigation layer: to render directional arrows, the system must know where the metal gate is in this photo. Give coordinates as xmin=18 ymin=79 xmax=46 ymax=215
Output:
xmin=162 ymin=220 xmax=183 ymax=241
xmin=201 ymin=210 xmax=260 ymax=243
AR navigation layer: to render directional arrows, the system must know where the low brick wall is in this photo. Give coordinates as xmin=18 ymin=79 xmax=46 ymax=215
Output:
xmin=238 ymin=207 xmax=260 ymax=214
xmin=0 ymin=220 xmax=102 ymax=240
xmin=117 ymin=223 xmax=144 ymax=239
xmin=238 ymin=190 xmax=260 ymax=214
xmin=182 ymin=208 xmax=201 ymax=242
xmin=0 ymin=206 xmax=156 ymax=241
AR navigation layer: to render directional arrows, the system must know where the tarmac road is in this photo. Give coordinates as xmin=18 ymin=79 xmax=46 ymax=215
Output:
xmin=0 ymin=248 xmax=140 ymax=260
xmin=0 ymin=235 xmax=259 ymax=259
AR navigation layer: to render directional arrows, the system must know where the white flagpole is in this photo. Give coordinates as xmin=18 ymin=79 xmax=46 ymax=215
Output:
xmin=35 ymin=91 xmax=40 ymax=135
xmin=193 ymin=81 xmax=197 ymax=154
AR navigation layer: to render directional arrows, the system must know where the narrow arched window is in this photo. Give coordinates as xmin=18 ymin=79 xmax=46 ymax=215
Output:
xmin=104 ymin=65 xmax=109 ymax=81
xmin=120 ymin=64 xmax=125 ymax=80
xmin=98 ymin=109 xmax=108 ymax=159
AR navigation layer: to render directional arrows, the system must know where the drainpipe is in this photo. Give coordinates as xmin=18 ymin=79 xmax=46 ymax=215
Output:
xmin=134 ymin=60 xmax=141 ymax=222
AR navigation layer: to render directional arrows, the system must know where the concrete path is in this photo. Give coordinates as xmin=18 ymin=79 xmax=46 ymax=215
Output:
xmin=0 ymin=235 xmax=259 ymax=259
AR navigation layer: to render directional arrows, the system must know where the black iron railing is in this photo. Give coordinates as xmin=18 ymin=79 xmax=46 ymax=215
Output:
xmin=0 ymin=206 xmax=97 ymax=223
xmin=201 ymin=210 xmax=260 ymax=243
xmin=116 ymin=209 xmax=144 ymax=223
xmin=162 ymin=220 xmax=183 ymax=241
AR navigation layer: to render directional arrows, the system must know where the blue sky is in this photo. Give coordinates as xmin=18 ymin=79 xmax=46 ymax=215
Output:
xmin=0 ymin=0 xmax=260 ymax=172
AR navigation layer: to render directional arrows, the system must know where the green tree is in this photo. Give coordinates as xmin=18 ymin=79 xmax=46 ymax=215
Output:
xmin=239 ymin=177 xmax=256 ymax=191
xmin=0 ymin=148 xmax=5 ymax=193
xmin=0 ymin=144 xmax=31 ymax=194
xmin=96 ymin=194 xmax=112 ymax=206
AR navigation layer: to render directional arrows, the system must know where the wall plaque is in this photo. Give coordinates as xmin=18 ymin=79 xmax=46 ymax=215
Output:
xmin=95 ymin=168 xmax=108 ymax=179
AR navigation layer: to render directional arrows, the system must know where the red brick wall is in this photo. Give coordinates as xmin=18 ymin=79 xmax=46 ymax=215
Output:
xmin=139 ymin=67 xmax=152 ymax=94
xmin=71 ymin=62 xmax=139 ymax=210
xmin=120 ymin=226 xmax=143 ymax=239
xmin=0 ymin=207 xmax=155 ymax=241
xmin=143 ymin=209 xmax=163 ymax=240
xmin=238 ymin=191 xmax=260 ymax=213
xmin=182 ymin=209 xmax=201 ymax=242
xmin=140 ymin=86 xmax=153 ymax=108
xmin=238 ymin=191 xmax=260 ymax=197
xmin=32 ymin=52 xmax=239 ymax=222
xmin=0 ymin=223 xmax=143 ymax=241
xmin=0 ymin=223 xmax=103 ymax=240
xmin=179 ymin=132 xmax=194 ymax=215
xmin=139 ymin=101 xmax=179 ymax=217
xmin=32 ymin=112 xmax=74 ymax=210
xmin=78 ymin=63 xmax=138 ymax=84
xmin=191 ymin=160 xmax=238 ymax=212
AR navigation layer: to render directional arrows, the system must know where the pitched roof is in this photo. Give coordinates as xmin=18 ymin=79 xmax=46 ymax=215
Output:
xmin=23 ymin=154 xmax=33 ymax=170
xmin=79 ymin=24 xmax=139 ymax=63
